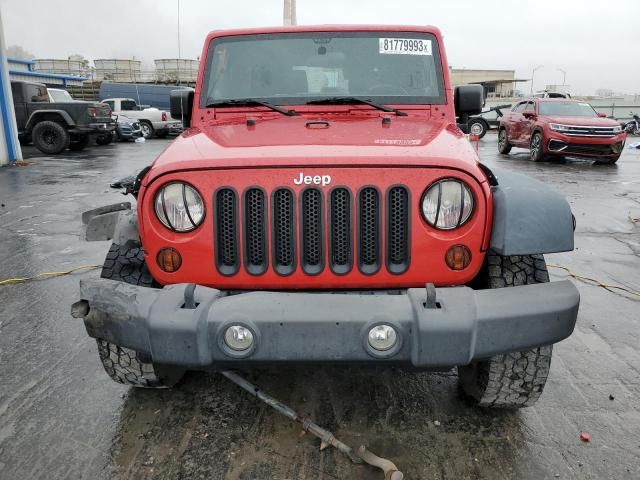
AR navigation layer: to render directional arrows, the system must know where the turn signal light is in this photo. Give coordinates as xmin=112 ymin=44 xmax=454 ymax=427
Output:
xmin=157 ymin=247 xmax=182 ymax=272
xmin=445 ymin=245 xmax=471 ymax=270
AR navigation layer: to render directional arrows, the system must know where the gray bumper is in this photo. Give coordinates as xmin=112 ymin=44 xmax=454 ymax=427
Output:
xmin=77 ymin=279 xmax=579 ymax=369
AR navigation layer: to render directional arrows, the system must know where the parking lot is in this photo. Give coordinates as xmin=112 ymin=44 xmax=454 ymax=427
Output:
xmin=1 ymin=135 xmax=639 ymax=480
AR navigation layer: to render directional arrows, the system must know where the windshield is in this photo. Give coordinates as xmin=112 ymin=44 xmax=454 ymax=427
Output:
xmin=49 ymin=89 xmax=73 ymax=102
xmin=202 ymin=31 xmax=445 ymax=106
xmin=538 ymin=101 xmax=597 ymax=117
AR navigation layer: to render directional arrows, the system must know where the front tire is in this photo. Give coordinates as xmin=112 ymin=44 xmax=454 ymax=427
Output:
xmin=498 ymin=128 xmax=512 ymax=154
xmin=468 ymin=119 xmax=488 ymax=139
xmin=530 ymin=132 xmax=545 ymax=162
xmin=32 ymin=121 xmax=70 ymax=154
xmin=140 ymin=120 xmax=154 ymax=139
xmin=459 ymin=253 xmax=553 ymax=408
xmin=98 ymin=243 xmax=184 ymax=388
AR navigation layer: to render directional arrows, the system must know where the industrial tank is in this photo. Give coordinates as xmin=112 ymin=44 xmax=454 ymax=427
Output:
xmin=154 ymin=59 xmax=199 ymax=83
xmin=32 ymin=58 xmax=87 ymax=76
xmin=94 ymin=59 xmax=143 ymax=82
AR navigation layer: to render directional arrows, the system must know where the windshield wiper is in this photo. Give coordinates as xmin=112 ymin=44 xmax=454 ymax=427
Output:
xmin=305 ymin=97 xmax=407 ymax=116
xmin=205 ymin=98 xmax=298 ymax=116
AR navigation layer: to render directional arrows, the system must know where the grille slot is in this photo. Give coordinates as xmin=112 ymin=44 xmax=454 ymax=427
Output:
xmin=215 ymin=188 xmax=239 ymax=275
xmin=272 ymin=188 xmax=296 ymax=275
xmin=244 ymin=188 xmax=267 ymax=275
xmin=387 ymin=186 xmax=410 ymax=273
xmin=329 ymin=188 xmax=352 ymax=274
xmin=358 ymin=187 xmax=381 ymax=274
xmin=301 ymin=188 xmax=324 ymax=274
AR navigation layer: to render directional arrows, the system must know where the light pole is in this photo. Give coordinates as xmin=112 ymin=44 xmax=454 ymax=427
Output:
xmin=530 ymin=65 xmax=544 ymax=95
xmin=557 ymin=68 xmax=566 ymax=86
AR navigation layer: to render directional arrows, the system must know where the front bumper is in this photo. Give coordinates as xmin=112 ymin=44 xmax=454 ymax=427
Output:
xmin=546 ymin=132 xmax=626 ymax=157
xmin=76 ymin=279 xmax=579 ymax=369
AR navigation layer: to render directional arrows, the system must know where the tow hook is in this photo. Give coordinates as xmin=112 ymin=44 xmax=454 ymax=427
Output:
xmin=220 ymin=370 xmax=404 ymax=480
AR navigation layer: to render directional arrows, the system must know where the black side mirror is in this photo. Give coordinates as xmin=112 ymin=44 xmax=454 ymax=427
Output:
xmin=170 ymin=89 xmax=194 ymax=128
xmin=454 ymin=85 xmax=484 ymax=120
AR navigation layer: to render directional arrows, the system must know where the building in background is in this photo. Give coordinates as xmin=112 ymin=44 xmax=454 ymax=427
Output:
xmin=7 ymin=57 xmax=86 ymax=87
xmin=450 ymin=68 xmax=525 ymax=98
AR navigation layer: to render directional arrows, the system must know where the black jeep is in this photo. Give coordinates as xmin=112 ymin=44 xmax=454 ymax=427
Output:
xmin=11 ymin=80 xmax=114 ymax=154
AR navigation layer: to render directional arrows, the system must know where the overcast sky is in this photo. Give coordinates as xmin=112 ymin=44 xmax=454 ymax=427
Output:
xmin=2 ymin=0 xmax=639 ymax=95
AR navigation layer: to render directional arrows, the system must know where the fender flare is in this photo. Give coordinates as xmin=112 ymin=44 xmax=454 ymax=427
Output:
xmin=82 ymin=202 xmax=140 ymax=248
xmin=489 ymin=166 xmax=574 ymax=255
xmin=26 ymin=110 xmax=76 ymax=131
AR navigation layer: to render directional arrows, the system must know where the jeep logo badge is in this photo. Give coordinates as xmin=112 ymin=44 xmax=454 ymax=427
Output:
xmin=293 ymin=172 xmax=332 ymax=187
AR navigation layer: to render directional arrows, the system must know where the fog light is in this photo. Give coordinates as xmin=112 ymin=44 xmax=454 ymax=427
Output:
xmin=445 ymin=245 xmax=471 ymax=270
xmin=368 ymin=324 xmax=398 ymax=351
xmin=612 ymin=142 xmax=623 ymax=154
xmin=157 ymin=247 xmax=182 ymax=272
xmin=224 ymin=325 xmax=254 ymax=351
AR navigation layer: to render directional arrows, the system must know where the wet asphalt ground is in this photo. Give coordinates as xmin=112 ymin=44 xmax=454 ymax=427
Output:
xmin=1 ymin=134 xmax=639 ymax=480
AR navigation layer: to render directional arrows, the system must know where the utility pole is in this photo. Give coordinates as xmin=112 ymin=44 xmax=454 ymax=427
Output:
xmin=284 ymin=0 xmax=297 ymax=26
xmin=557 ymin=68 xmax=566 ymax=86
xmin=530 ymin=65 xmax=544 ymax=95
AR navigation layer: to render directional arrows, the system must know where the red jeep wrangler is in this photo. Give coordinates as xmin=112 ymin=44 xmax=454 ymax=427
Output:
xmin=75 ymin=25 xmax=580 ymax=409
xmin=498 ymin=98 xmax=626 ymax=164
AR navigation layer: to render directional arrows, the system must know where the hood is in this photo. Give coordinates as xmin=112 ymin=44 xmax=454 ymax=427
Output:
xmin=146 ymin=114 xmax=486 ymax=184
xmin=543 ymin=115 xmax=620 ymax=126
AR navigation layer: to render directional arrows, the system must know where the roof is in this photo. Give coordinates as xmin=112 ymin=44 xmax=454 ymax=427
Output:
xmin=7 ymin=57 xmax=34 ymax=66
xmin=8 ymin=69 xmax=87 ymax=81
xmin=205 ymin=24 xmax=443 ymax=40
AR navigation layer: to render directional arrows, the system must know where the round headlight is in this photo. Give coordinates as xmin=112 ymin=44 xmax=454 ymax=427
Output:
xmin=154 ymin=182 xmax=205 ymax=232
xmin=421 ymin=179 xmax=474 ymax=230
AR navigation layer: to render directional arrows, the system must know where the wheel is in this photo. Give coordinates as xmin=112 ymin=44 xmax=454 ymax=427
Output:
xmin=530 ymin=132 xmax=545 ymax=162
xmin=96 ymin=133 xmax=113 ymax=145
xmin=497 ymin=128 xmax=511 ymax=154
xmin=69 ymin=134 xmax=90 ymax=151
xmin=97 ymin=243 xmax=184 ymax=388
xmin=140 ymin=120 xmax=154 ymax=139
xmin=459 ymin=253 xmax=553 ymax=408
xmin=468 ymin=119 xmax=487 ymax=139
xmin=155 ymin=130 xmax=169 ymax=139
xmin=31 ymin=121 xmax=70 ymax=154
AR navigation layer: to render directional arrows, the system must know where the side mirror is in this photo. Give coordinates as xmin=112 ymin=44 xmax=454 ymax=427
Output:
xmin=596 ymin=112 xmax=607 ymax=118
xmin=170 ymin=89 xmax=194 ymax=128
xmin=523 ymin=111 xmax=536 ymax=119
xmin=454 ymin=85 xmax=484 ymax=119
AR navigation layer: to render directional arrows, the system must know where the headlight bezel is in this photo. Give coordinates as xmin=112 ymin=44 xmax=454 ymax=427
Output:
xmin=420 ymin=178 xmax=475 ymax=231
xmin=154 ymin=181 xmax=206 ymax=232
xmin=549 ymin=123 xmax=571 ymax=132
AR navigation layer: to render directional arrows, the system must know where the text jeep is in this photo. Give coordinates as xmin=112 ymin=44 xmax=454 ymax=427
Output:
xmin=74 ymin=25 xmax=580 ymax=409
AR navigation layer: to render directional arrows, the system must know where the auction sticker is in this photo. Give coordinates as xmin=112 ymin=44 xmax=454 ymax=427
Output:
xmin=379 ymin=38 xmax=432 ymax=55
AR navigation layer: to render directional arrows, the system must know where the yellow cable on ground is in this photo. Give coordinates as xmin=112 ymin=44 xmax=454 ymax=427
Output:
xmin=0 ymin=265 xmax=101 ymax=286
xmin=548 ymin=264 xmax=640 ymax=298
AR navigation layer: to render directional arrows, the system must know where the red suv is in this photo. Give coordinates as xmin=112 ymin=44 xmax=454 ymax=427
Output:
xmin=73 ymin=25 xmax=580 ymax=410
xmin=498 ymin=98 xmax=626 ymax=164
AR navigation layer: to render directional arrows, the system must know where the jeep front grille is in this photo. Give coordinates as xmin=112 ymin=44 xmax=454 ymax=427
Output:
xmin=329 ymin=188 xmax=352 ymax=274
xmin=215 ymin=188 xmax=239 ymax=275
xmin=214 ymin=186 xmax=410 ymax=276
xmin=387 ymin=186 xmax=410 ymax=273
xmin=244 ymin=188 xmax=267 ymax=275
xmin=358 ymin=187 xmax=381 ymax=274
